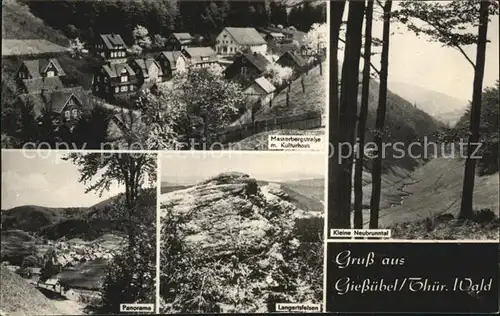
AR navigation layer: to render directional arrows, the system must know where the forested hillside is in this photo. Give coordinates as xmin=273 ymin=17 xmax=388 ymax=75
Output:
xmin=23 ymin=0 xmax=326 ymax=45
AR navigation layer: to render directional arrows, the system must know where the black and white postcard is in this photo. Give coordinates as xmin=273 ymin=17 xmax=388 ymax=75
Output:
xmin=1 ymin=0 xmax=499 ymax=315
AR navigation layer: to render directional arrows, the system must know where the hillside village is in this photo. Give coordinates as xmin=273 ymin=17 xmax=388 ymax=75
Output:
xmin=1 ymin=0 xmax=327 ymax=149
xmin=1 ymin=233 xmax=123 ymax=294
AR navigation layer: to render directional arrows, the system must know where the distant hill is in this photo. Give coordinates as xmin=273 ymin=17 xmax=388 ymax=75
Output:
xmin=1 ymin=188 xmax=156 ymax=242
xmin=278 ymin=178 xmax=324 ymax=214
xmin=1 ymin=206 xmax=86 ymax=232
xmin=388 ymin=81 xmax=468 ymax=125
xmin=280 ymin=178 xmax=324 ymax=202
xmin=160 ymin=183 xmax=192 ymax=195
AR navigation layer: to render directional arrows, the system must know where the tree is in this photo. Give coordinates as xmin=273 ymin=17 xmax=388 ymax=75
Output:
xmin=395 ymin=0 xmax=498 ymax=219
xmin=64 ymin=153 xmax=156 ymax=248
xmin=458 ymin=0 xmax=492 ymax=219
xmin=330 ymin=1 xmax=365 ymax=229
xmin=354 ymin=0 xmax=375 ymax=229
xmin=270 ymin=2 xmax=287 ymax=26
xmin=327 ymin=1 xmax=346 ymax=230
xmin=71 ymin=100 xmax=113 ymax=149
xmin=95 ymin=190 xmax=156 ymax=314
xmin=152 ymin=34 xmax=167 ymax=49
xmin=130 ymin=44 xmax=143 ymax=56
xmin=264 ymin=63 xmax=293 ymax=89
xmin=136 ymin=77 xmax=190 ymax=150
xmin=69 ymin=37 xmax=86 ymax=58
xmin=304 ymin=23 xmax=328 ymax=74
xmin=369 ymin=0 xmax=392 ymax=229
xmin=455 ymin=81 xmax=499 ymax=176
xmin=181 ymin=64 xmax=244 ymax=145
xmin=132 ymin=24 xmax=152 ymax=49
xmin=40 ymin=247 xmax=57 ymax=281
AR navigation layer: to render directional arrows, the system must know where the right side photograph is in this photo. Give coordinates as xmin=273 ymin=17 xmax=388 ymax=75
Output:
xmin=327 ymin=0 xmax=499 ymax=240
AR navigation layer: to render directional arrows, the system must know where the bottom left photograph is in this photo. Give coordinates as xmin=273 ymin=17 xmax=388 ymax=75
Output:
xmin=0 ymin=150 xmax=157 ymax=315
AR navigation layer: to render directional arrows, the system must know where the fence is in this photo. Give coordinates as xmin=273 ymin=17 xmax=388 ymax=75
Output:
xmin=213 ymin=111 xmax=323 ymax=145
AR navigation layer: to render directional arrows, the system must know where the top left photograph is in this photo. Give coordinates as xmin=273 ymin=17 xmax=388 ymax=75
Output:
xmin=2 ymin=0 xmax=327 ymax=151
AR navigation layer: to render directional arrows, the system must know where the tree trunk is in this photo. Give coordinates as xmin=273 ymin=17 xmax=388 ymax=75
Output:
xmin=354 ymin=0 xmax=374 ymax=229
xmin=459 ymin=0 xmax=490 ymax=219
xmin=369 ymin=0 xmax=392 ymax=229
xmin=327 ymin=0 xmax=346 ymax=229
xmin=337 ymin=1 xmax=365 ymax=228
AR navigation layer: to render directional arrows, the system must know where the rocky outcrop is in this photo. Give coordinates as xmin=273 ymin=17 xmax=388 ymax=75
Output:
xmin=160 ymin=172 xmax=297 ymax=259
xmin=160 ymin=172 xmax=322 ymax=313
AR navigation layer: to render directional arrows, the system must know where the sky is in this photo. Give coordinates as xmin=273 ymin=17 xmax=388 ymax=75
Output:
xmin=1 ymin=151 xmax=124 ymax=209
xmin=160 ymin=152 xmax=325 ymax=185
xmin=337 ymin=2 xmax=499 ymax=102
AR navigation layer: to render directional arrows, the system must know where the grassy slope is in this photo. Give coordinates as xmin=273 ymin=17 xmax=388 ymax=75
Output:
xmin=0 ymin=265 xmax=65 ymax=315
xmin=376 ymin=157 xmax=499 ymax=228
xmin=2 ymin=0 xmax=69 ymax=46
xmin=253 ymin=64 xmax=326 ymax=122
xmin=2 ymin=0 xmax=96 ymax=90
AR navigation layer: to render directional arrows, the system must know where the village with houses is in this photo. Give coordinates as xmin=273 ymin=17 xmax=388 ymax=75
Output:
xmin=1 ymin=235 xmax=119 ymax=303
xmin=1 ymin=0 xmax=327 ymax=150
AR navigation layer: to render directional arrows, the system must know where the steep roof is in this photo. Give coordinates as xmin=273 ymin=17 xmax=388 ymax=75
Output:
xmin=171 ymin=33 xmax=194 ymax=44
xmin=100 ymin=34 xmax=127 ymax=50
xmin=254 ymin=77 xmax=275 ymax=94
xmin=133 ymin=58 xmax=163 ymax=77
xmin=224 ymin=27 xmax=266 ymax=45
xmin=183 ymin=47 xmax=218 ymax=64
xmin=277 ymin=50 xmax=306 ymax=67
xmin=21 ymin=59 xmax=66 ymax=79
xmin=242 ymin=52 xmax=271 ymax=73
xmin=102 ymin=63 xmax=136 ymax=78
xmin=45 ymin=279 xmax=59 ymax=285
xmin=21 ymin=77 xmax=65 ymax=94
xmin=159 ymin=51 xmax=184 ymax=68
xmin=18 ymin=86 xmax=88 ymax=117
xmin=270 ymin=32 xmax=285 ymax=37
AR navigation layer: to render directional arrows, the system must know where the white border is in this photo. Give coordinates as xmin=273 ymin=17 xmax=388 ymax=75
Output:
xmin=155 ymin=153 xmax=161 ymax=314
xmin=322 ymin=0 xmax=331 ymax=312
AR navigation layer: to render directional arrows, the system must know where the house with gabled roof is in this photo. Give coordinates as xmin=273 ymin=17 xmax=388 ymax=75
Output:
xmin=243 ymin=76 xmax=276 ymax=108
xmin=215 ymin=27 xmax=267 ymax=56
xmin=155 ymin=51 xmax=188 ymax=79
xmin=276 ymin=50 xmax=306 ymax=72
xmin=92 ymin=63 xmax=139 ymax=100
xmin=224 ymin=52 xmax=271 ymax=82
xmin=266 ymin=32 xmax=286 ymax=42
xmin=18 ymin=86 xmax=89 ymax=125
xmin=129 ymin=58 xmax=164 ymax=90
xmin=182 ymin=47 xmax=218 ymax=69
xmin=166 ymin=33 xmax=194 ymax=51
xmin=94 ymin=34 xmax=128 ymax=64
xmin=16 ymin=58 xmax=66 ymax=94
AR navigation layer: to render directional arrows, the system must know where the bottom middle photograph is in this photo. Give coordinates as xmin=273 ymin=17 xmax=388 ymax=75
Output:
xmin=158 ymin=151 xmax=326 ymax=313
